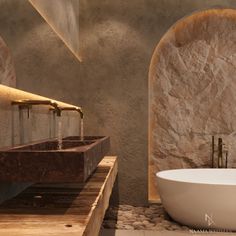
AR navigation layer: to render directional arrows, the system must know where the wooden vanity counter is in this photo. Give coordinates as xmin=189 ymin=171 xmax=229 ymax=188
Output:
xmin=0 ymin=156 xmax=118 ymax=236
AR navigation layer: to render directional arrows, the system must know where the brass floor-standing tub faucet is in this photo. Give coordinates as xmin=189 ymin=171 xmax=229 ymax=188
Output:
xmin=211 ymin=136 xmax=228 ymax=168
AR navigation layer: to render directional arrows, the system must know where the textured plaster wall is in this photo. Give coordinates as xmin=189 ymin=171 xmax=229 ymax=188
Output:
xmin=1 ymin=0 xmax=236 ymax=206
xmin=29 ymin=0 xmax=80 ymax=61
xmin=0 ymin=0 xmax=81 ymax=103
xmin=78 ymin=0 xmax=236 ymax=205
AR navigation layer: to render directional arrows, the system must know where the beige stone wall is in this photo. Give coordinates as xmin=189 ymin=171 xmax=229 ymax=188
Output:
xmin=149 ymin=8 xmax=236 ymax=176
xmin=0 ymin=36 xmax=16 ymax=87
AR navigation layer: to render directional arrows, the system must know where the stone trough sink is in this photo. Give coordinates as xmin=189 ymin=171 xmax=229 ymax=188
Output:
xmin=0 ymin=136 xmax=110 ymax=182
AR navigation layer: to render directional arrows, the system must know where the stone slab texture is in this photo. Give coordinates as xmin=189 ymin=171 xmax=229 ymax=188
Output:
xmin=0 ymin=36 xmax=16 ymax=87
xmin=149 ymin=8 xmax=236 ymax=176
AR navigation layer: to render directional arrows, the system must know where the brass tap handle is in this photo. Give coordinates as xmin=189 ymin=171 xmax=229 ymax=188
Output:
xmin=222 ymin=143 xmax=228 ymax=168
xmin=225 ymin=151 xmax=228 ymax=168
xmin=211 ymin=136 xmax=215 ymax=168
xmin=218 ymin=138 xmax=223 ymax=168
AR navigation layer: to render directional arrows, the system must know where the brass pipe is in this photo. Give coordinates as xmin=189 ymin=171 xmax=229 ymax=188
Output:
xmin=12 ymin=99 xmax=61 ymax=116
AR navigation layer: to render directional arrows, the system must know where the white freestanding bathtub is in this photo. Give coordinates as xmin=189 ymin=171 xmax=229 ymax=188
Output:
xmin=156 ymin=169 xmax=236 ymax=231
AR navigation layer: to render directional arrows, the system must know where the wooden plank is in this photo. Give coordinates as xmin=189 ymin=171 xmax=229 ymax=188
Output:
xmin=0 ymin=156 xmax=117 ymax=236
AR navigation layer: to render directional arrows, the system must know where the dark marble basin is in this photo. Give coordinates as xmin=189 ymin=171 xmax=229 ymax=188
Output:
xmin=12 ymin=140 xmax=95 ymax=151
xmin=63 ymin=136 xmax=110 ymax=158
xmin=0 ymin=137 xmax=110 ymax=182
xmin=63 ymin=136 xmax=106 ymax=141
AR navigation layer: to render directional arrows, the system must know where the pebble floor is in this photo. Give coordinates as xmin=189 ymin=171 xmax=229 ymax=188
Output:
xmin=102 ymin=204 xmax=190 ymax=231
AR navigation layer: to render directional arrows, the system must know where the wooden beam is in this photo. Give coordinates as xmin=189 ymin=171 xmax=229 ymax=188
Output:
xmin=0 ymin=156 xmax=118 ymax=236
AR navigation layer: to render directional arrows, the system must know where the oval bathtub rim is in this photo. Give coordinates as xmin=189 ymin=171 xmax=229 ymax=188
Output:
xmin=156 ymin=168 xmax=236 ymax=186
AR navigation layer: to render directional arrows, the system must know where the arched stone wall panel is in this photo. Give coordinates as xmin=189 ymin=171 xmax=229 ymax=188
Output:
xmin=149 ymin=8 xmax=236 ymax=174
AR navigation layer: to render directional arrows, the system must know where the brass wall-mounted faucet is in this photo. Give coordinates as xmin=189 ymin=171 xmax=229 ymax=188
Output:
xmin=211 ymin=136 xmax=228 ymax=168
xmin=57 ymin=106 xmax=84 ymax=119
xmin=50 ymin=106 xmax=84 ymax=140
xmin=11 ymin=99 xmax=62 ymax=144
xmin=11 ymin=99 xmax=61 ymax=117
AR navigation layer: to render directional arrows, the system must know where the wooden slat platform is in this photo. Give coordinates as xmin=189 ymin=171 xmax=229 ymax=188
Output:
xmin=0 ymin=156 xmax=118 ymax=236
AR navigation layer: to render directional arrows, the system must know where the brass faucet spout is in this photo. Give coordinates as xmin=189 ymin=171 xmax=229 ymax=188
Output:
xmin=58 ymin=106 xmax=84 ymax=119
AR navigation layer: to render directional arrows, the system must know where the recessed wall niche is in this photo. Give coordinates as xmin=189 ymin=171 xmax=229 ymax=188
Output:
xmin=149 ymin=8 xmax=236 ymax=200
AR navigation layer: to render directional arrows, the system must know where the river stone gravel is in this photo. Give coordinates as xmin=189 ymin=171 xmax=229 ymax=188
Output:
xmin=102 ymin=204 xmax=190 ymax=231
